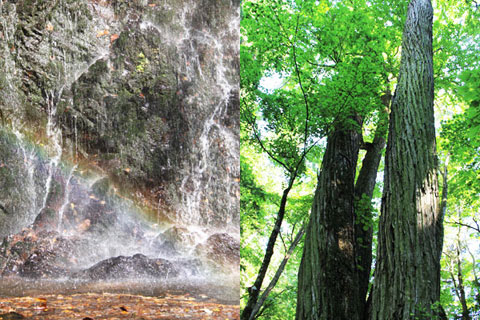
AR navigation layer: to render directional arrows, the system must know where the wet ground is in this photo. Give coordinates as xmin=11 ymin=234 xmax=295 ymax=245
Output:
xmin=0 ymin=277 xmax=239 ymax=319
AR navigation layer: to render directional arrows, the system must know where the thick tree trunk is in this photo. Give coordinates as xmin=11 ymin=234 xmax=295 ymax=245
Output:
xmin=370 ymin=0 xmax=442 ymax=319
xmin=296 ymin=123 xmax=361 ymax=320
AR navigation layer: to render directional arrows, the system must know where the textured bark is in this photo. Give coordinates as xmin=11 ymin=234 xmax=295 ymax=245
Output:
xmin=355 ymin=97 xmax=389 ymax=319
xmin=241 ymin=182 xmax=294 ymax=320
xmin=370 ymin=0 xmax=442 ymax=319
xmin=296 ymin=124 xmax=361 ymax=320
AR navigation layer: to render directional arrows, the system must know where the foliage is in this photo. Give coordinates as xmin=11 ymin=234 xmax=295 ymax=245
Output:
xmin=241 ymin=0 xmax=480 ymax=319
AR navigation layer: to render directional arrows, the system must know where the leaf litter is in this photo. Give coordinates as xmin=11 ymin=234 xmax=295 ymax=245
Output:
xmin=0 ymin=293 xmax=239 ymax=319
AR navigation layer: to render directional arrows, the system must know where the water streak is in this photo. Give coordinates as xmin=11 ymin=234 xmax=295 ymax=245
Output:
xmin=57 ymin=164 xmax=77 ymax=233
xmin=141 ymin=3 xmax=239 ymax=227
xmin=39 ymin=91 xmax=63 ymax=215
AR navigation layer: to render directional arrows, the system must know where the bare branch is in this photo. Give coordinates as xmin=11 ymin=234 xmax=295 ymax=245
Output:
xmin=249 ymin=227 xmax=306 ymax=320
xmin=446 ymin=220 xmax=480 ymax=233
xmin=241 ymin=99 xmax=292 ymax=173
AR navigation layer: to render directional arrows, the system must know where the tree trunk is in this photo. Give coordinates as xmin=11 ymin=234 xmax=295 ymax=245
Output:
xmin=355 ymin=95 xmax=389 ymax=320
xmin=296 ymin=122 xmax=361 ymax=320
xmin=249 ymin=227 xmax=305 ymax=320
xmin=370 ymin=0 xmax=442 ymax=319
xmin=456 ymin=246 xmax=471 ymax=320
xmin=241 ymin=181 xmax=294 ymax=320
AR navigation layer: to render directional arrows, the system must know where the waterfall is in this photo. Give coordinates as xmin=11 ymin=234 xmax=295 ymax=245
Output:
xmin=0 ymin=0 xmax=239 ymax=293
xmin=141 ymin=2 xmax=239 ymax=227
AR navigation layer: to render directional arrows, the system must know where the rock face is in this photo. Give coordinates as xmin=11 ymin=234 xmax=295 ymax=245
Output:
xmin=0 ymin=0 xmax=239 ymax=284
xmin=0 ymin=228 xmax=203 ymax=279
xmin=0 ymin=0 xmax=240 ymax=236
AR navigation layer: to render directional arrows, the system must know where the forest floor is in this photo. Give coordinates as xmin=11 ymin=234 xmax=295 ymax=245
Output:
xmin=0 ymin=292 xmax=240 ymax=319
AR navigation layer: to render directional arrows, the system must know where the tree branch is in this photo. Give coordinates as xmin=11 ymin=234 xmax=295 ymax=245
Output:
xmin=249 ymin=227 xmax=306 ymax=320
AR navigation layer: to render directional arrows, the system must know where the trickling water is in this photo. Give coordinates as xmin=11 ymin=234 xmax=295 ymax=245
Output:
xmin=0 ymin=0 xmax=239 ymax=298
xmin=57 ymin=164 xmax=77 ymax=233
xmin=39 ymin=91 xmax=63 ymax=215
xmin=74 ymin=114 xmax=78 ymax=160
xmin=141 ymin=3 xmax=239 ymax=227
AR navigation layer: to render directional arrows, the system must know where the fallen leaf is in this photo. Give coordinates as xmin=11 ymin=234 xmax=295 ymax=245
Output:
xmin=96 ymin=29 xmax=109 ymax=38
xmin=77 ymin=219 xmax=91 ymax=232
xmin=110 ymin=33 xmax=119 ymax=43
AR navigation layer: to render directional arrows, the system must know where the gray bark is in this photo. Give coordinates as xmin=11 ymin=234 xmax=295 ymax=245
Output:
xmin=370 ymin=0 xmax=442 ymax=319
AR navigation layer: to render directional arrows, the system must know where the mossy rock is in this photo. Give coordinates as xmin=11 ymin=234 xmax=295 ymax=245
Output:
xmin=45 ymin=179 xmax=64 ymax=208
xmin=33 ymin=208 xmax=57 ymax=231
xmin=91 ymin=177 xmax=111 ymax=198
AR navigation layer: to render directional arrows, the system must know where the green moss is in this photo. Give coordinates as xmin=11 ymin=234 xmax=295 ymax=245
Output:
xmin=46 ymin=179 xmax=63 ymax=205
xmin=136 ymin=52 xmax=149 ymax=73
xmin=114 ymin=31 xmax=130 ymax=51
xmin=92 ymin=177 xmax=110 ymax=198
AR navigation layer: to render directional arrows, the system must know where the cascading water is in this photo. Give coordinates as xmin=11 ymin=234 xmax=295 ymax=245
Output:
xmin=0 ymin=0 xmax=239 ymax=311
xmin=139 ymin=2 xmax=240 ymax=229
xmin=39 ymin=91 xmax=63 ymax=215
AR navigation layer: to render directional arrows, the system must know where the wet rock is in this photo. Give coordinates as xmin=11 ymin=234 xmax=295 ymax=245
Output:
xmin=20 ymin=249 xmax=67 ymax=278
xmin=0 ymin=129 xmax=49 ymax=238
xmin=75 ymin=253 xmax=180 ymax=280
xmin=0 ymin=0 xmax=239 ymax=229
xmin=91 ymin=177 xmax=112 ymax=199
xmin=195 ymin=233 xmax=240 ymax=267
xmin=0 ymin=312 xmax=26 ymax=320
xmin=0 ymin=229 xmax=76 ymax=278
xmin=162 ymin=226 xmax=198 ymax=252
xmin=33 ymin=208 xmax=58 ymax=231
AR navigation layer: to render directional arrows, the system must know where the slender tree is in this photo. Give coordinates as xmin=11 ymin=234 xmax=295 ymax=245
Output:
xmin=370 ymin=0 xmax=443 ymax=319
